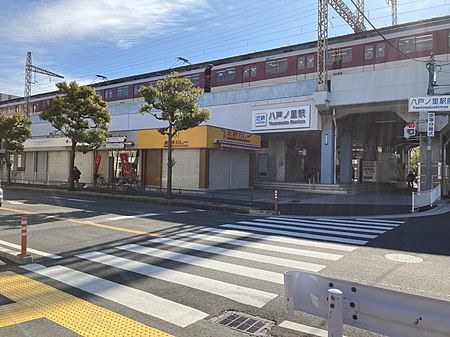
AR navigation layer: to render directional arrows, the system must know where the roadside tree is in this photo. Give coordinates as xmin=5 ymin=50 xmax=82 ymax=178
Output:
xmin=0 ymin=114 xmax=32 ymax=184
xmin=40 ymin=81 xmax=111 ymax=190
xmin=139 ymin=72 xmax=211 ymax=198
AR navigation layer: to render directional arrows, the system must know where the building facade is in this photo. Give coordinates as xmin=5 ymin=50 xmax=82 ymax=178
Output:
xmin=1 ymin=16 xmax=450 ymax=192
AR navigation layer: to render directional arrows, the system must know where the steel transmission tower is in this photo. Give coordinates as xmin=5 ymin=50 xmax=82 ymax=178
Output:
xmin=317 ymin=0 xmax=398 ymax=91
xmin=24 ymin=51 xmax=64 ymax=117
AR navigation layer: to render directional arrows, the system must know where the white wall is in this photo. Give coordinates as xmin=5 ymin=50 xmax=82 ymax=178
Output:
xmin=74 ymin=152 xmax=94 ymax=183
xmin=48 ymin=151 xmax=69 ymax=182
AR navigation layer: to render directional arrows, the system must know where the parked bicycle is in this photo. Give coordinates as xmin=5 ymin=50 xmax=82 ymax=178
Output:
xmin=94 ymin=174 xmax=109 ymax=188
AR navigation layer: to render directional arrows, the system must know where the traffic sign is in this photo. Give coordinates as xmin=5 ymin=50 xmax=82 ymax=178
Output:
xmin=106 ymin=136 xmax=126 ymax=143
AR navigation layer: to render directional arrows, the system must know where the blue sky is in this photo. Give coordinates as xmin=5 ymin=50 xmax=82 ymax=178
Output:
xmin=1 ymin=0 xmax=448 ymax=97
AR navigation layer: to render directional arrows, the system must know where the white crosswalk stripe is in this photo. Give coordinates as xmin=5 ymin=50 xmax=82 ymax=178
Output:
xmin=22 ymin=263 xmax=208 ymax=327
xmin=237 ymin=221 xmax=378 ymax=239
xmin=76 ymin=251 xmax=278 ymax=308
xmin=19 ymin=215 xmax=404 ymax=334
xmin=270 ymin=217 xmax=395 ymax=230
xmin=170 ymin=231 xmax=343 ymax=261
xmin=221 ymin=223 xmax=369 ymax=245
xmin=355 ymin=218 xmax=405 ymax=224
xmin=117 ymin=243 xmax=284 ymax=284
xmin=145 ymin=236 xmax=327 ymax=271
xmin=107 ymin=212 xmax=159 ymax=221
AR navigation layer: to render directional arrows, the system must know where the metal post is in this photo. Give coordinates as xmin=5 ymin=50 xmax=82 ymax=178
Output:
xmin=411 ymin=191 xmax=415 ymax=213
xmin=327 ymin=288 xmax=344 ymax=337
xmin=274 ymin=190 xmax=279 ymax=214
xmin=20 ymin=217 xmax=30 ymax=257
xmin=426 ymin=54 xmax=436 ymax=191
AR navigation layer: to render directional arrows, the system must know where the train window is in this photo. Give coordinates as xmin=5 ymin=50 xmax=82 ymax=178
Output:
xmin=133 ymin=84 xmax=143 ymax=95
xmin=217 ymin=68 xmax=235 ymax=82
xmin=266 ymin=59 xmax=288 ymax=74
xmin=306 ymin=55 xmax=315 ymax=68
xmin=117 ymin=86 xmax=129 ymax=98
xmin=415 ymin=34 xmax=433 ymax=51
xmin=399 ymin=37 xmax=416 ymax=53
xmin=187 ymin=74 xmax=200 ymax=86
xmin=341 ymin=48 xmax=352 ymax=63
xmin=243 ymin=65 xmax=257 ymax=78
xmin=326 ymin=51 xmax=338 ymax=65
xmin=364 ymin=46 xmax=374 ymax=60
xmin=105 ymin=89 xmax=113 ymax=100
xmin=297 ymin=56 xmax=306 ymax=70
xmin=376 ymin=43 xmax=385 ymax=57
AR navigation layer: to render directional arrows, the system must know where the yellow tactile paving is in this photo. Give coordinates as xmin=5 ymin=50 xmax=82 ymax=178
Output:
xmin=0 ymin=272 xmax=172 ymax=337
xmin=0 ymin=302 xmax=43 ymax=327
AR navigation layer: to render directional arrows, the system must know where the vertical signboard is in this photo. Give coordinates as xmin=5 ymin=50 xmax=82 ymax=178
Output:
xmin=427 ymin=112 xmax=435 ymax=137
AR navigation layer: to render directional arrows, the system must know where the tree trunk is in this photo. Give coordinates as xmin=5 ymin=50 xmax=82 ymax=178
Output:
xmin=5 ymin=150 xmax=11 ymax=185
xmin=69 ymin=141 xmax=76 ymax=191
xmin=166 ymin=131 xmax=173 ymax=199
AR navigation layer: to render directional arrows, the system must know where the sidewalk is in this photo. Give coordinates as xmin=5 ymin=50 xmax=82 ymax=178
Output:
xmin=3 ymin=182 xmax=434 ymax=217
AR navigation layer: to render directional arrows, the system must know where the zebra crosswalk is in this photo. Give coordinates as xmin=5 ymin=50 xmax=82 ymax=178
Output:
xmin=20 ymin=215 xmax=404 ymax=335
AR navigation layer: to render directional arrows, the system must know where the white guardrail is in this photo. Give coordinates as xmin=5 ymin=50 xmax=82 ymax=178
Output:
xmin=411 ymin=184 xmax=441 ymax=212
xmin=284 ymin=270 xmax=450 ymax=337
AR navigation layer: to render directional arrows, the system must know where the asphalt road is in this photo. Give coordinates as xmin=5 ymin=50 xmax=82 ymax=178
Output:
xmin=0 ymin=189 xmax=449 ymax=337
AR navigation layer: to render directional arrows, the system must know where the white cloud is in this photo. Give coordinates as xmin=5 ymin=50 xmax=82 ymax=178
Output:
xmin=3 ymin=0 xmax=209 ymax=45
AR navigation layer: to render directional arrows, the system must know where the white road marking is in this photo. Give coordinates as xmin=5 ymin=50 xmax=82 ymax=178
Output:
xmin=238 ymin=221 xmax=378 ymax=239
xmin=172 ymin=210 xmax=188 ymax=214
xmin=197 ymin=227 xmax=357 ymax=252
xmin=147 ymin=237 xmax=326 ymax=272
xmin=6 ymin=200 xmax=24 ymax=205
xmin=0 ymin=239 xmax=62 ymax=259
xmin=22 ymin=263 xmax=207 ymax=327
xmin=256 ymin=219 xmax=387 ymax=233
xmin=355 ymin=218 xmax=405 ymax=224
xmin=49 ymin=196 xmax=94 ymax=203
xmin=118 ymin=243 xmax=284 ymax=284
xmin=315 ymin=218 xmax=401 ymax=226
xmin=270 ymin=217 xmax=394 ymax=230
xmin=221 ymin=224 xmax=368 ymax=245
xmin=76 ymin=251 xmax=277 ymax=308
xmin=172 ymin=232 xmax=343 ymax=261
xmin=107 ymin=212 xmax=159 ymax=221
xmin=279 ymin=320 xmax=348 ymax=337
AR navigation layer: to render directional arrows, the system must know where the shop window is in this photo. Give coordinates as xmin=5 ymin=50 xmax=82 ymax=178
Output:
xmin=105 ymin=89 xmax=113 ymax=100
xmin=217 ymin=68 xmax=235 ymax=82
xmin=376 ymin=43 xmax=385 ymax=57
xmin=257 ymin=154 xmax=268 ymax=177
xmin=306 ymin=55 xmax=315 ymax=68
xmin=117 ymin=86 xmax=129 ymax=98
xmin=265 ymin=59 xmax=288 ymax=74
xmin=364 ymin=45 xmax=374 ymax=60
xmin=341 ymin=48 xmax=352 ymax=63
xmin=415 ymin=34 xmax=433 ymax=52
xmin=297 ymin=56 xmax=306 ymax=70
xmin=399 ymin=37 xmax=416 ymax=53
xmin=243 ymin=65 xmax=257 ymax=78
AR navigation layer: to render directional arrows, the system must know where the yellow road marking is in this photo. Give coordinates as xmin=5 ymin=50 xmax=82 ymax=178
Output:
xmin=1 ymin=207 xmax=156 ymax=237
xmin=0 ymin=271 xmax=172 ymax=336
xmin=0 ymin=302 xmax=43 ymax=327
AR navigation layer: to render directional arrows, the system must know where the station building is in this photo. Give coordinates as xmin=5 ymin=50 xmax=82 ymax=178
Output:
xmin=1 ymin=16 xmax=449 ymax=193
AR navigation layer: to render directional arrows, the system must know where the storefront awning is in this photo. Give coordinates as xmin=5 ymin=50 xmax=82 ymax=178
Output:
xmin=216 ymin=139 xmax=261 ymax=152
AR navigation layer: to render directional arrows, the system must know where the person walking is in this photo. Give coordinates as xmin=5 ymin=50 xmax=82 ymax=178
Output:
xmin=73 ymin=166 xmax=81 ymax=188
xmin=406 ymin=170 xmax=416 ymax=190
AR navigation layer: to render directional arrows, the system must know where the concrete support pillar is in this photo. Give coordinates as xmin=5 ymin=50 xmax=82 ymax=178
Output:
xmin=419 ymin=134 xmax=443 ymax=190
xmin=339 ymin=132 xmax=352 ymax=184
xmin=321 ymin=115 xmax=335 ymax=184
xmin=275 ymin=138 xmax=286 ymax=181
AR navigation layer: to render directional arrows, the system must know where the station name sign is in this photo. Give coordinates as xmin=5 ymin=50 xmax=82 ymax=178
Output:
xmin=408 ymin=96 xmax=450 ymax=112
xmin=252 ymin=105 xmax=311 ymax=131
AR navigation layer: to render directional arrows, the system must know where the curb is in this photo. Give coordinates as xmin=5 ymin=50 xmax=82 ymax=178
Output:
xmin=0 ymin=249 xmax=33 ymax=265
xmin=4 ymin=185 xmax=254 ymax=214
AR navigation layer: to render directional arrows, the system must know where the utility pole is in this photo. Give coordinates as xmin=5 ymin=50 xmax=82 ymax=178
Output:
xmin=24 ymin=51 xmax=64 ymax=117
xmin=425 ymin=53 xmax=436 ymax=190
